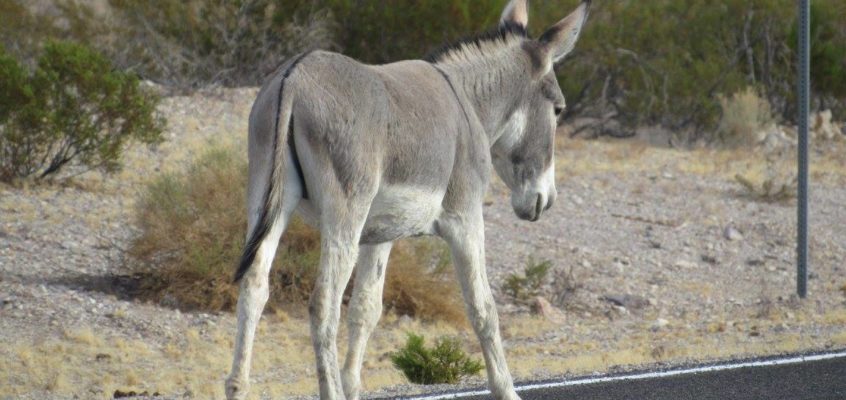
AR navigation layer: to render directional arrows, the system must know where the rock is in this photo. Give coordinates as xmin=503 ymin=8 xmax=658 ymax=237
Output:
xmin=746 ymin=259 xmax=765 ymax=267
xmin=700 ymin=254 xmax=718 ymax=265
xmin=673 ymin=260 xmax=697 ymax=269
xmin=724 ymin=226 xmax=743 ymax=241
xmin=602 ymin=294 xmax=650 ymax=310
xmin=532 ymin=297 xmax=566 ymax=323
xmin=652 ymin=318 xmax=670 ymax=330
xmin=811 ymin=110 xmax=840 ymax=140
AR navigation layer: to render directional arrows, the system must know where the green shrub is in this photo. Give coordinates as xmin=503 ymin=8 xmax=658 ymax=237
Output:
xmin=558 ymin=0 xmax=846 ymax=136
xmin=391 ymin=333 xmax=483 ymax=385
xmin=85 ymin=0 xmax=332 ymax=88
xmin=130 ymin=144 xmax=464 ymax=320
xmin=504 ymin=258 xmax=552 ymax=304
xmin=279 ymin=0 xmax=507 ymax=64
xmin=7 ymin=1 xmax=845 ymax=133
xmin=0 ymin=41 xmax=163 ymax=182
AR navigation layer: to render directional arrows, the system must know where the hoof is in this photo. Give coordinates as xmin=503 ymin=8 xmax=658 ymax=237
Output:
xmin=341 ymin=371 xmax=360 ymax=400
xmin=225 ymin=377 xmax=250 ymax=400
xmin=495 ymin=390 xmax=522 ymax=400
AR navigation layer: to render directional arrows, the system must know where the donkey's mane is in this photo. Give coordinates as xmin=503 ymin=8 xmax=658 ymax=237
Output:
xmin=424 ymin=21 xmax=528 ymax=64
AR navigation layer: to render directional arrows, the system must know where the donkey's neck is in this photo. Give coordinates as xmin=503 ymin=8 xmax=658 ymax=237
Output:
xmin=434 ymin=45 xmax=533 ymax=144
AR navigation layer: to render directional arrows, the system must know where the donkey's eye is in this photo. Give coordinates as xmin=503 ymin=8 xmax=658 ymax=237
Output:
xmin=554 ymin=106 xmax=564 ymax=117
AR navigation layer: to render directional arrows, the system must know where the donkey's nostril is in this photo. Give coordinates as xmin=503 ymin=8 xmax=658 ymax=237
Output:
xmin=533 ymin=194 xmax=543 ymax=221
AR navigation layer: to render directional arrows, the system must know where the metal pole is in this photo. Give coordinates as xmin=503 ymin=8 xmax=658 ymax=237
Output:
xmin=797 ymin=0 xmax=810 ymax=298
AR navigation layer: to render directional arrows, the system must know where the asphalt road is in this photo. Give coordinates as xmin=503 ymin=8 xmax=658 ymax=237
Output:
xmin=401 ymin=352 xmax=846 ymax=400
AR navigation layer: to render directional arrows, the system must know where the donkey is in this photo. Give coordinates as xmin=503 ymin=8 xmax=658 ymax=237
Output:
xmin=226 ymin=1 xmax=590 ymax=399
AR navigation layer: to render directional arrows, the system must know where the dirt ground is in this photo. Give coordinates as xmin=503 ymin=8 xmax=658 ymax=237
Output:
xmin=1 ymin=88 xmax=845 ymax=399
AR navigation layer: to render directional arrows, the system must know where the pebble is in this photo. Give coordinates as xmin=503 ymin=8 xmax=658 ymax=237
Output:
xmin=652 ymin=318 xmax=670 ymax=330
xmin=674 ymin=260 xmax=698 ymax=269
xmin=724 ymin=226 xmax=744 ymax=241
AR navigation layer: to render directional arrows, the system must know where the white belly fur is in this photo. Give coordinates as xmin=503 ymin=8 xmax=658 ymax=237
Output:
xmin=360 ymin=184 xmax=444 ymax=244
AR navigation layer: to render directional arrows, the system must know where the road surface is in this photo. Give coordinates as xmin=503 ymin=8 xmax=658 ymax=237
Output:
xmin=396 ymin=351 xmax=846 ymax=400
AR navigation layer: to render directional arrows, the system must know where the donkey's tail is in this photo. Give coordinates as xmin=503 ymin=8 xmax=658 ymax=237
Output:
xmin=234 ymin=53 xmax=310 ymax=283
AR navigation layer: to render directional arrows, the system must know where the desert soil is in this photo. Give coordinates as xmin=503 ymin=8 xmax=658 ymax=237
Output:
xmin=1 ymin=88 xmax=845 ymax=400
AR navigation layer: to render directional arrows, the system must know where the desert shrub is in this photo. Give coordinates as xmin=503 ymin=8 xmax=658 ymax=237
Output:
xmin=716 ymin=87 xmax=775 ymax=147
xmin=8 ymin=1 xmax=844 ymax=132
xmin=0 ymin=41 xmax=163 ymax=182
xmin=504 ymin=258 xmax=552 ymax=304
xmin=800 ymin=2 xmax=846 ymax=102
xmin=734 ymin=139 xmax=797 ymax=203
xmin=278 ymin=0 xmax=507 ymax=65
xmin=130 ymin=145 xmax=464 ymax=321
xmin=80 ymin=0 xmax=333 ymax=88
xmin=391 ymin=333 xmax=483 ymax=385
xmin=735 ymin=169 xmax=797 ymax=203
xmin=384 ymin=240 xmax=465 ymax=326
xmin=556 ymin=0 xmax=846 ymax=138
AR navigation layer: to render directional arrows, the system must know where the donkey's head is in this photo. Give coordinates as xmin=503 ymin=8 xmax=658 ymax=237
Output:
xmin=490 ymin=0 xmax=589 ymax=221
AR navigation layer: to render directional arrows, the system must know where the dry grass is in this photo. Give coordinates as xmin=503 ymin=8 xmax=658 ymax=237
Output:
xmin=129 ymin=144 xmax=464 ymax=323
xmin=3 ymin=306 xmax=843 ymax=400
xmin=556 ymin=134 xmax=846 ymax=188
xmin=0 ymin=317 xmax=464 ymax=399
xmin=384 ymin=240 xmax=466 ymax=326
xmin=716 ymin=87 xmax=775 ymax=147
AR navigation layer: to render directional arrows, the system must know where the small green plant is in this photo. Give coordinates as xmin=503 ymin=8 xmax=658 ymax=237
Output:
xmin=0 ymin=41 xmax=163 ymax=182
xmin=391 ymin=333 xmax=483 ymax=385
xmin=504 ymin=258 xmax=552 ymax=303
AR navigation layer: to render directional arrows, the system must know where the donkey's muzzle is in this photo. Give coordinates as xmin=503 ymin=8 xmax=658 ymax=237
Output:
xmin=514 ymin=192 xmax=550 ymax=222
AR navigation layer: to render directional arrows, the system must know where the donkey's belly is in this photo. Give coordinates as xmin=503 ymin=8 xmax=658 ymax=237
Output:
xmin=360 ymin=185 xmax=444 ymax=244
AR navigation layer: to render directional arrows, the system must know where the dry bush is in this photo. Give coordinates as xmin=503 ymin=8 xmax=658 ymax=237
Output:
xmin=384 ymin=240 xmax=465 ymax=326
xmin=734 ymin=144 xmax=797 ymax=203
xmin=734 ymin=171 xmax=797 ymax=203
xmin=130 ymin=145 xmax=463 ymax=323
xmin=129 ymin=146 xmax=249 ymax=311
xmin=717 ymin=87 xmax=776 ymax=147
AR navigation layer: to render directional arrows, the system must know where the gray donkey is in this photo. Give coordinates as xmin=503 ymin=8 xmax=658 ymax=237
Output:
xmin=226 ymin=1 xmax=590 ymax=399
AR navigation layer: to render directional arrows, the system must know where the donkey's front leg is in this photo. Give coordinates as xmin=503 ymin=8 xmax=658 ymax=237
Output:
xmin=441 ymin=211 xmax=520 ymax=400
xmin=342 ymin=242 xmax=393 ymax=400
xmin=311 ymin=232 xmax=361 ymax=399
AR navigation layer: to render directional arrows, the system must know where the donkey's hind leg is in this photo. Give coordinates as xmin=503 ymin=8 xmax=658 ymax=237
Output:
xmin=342 ymin=242 xmax=393 ymax=400
xmin=310 ymin=208 xmax=371 ymax=400
xmin=225 ymin=165 xmax=303 ymax=400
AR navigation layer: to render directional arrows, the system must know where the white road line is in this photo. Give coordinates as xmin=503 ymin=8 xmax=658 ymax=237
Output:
xmin=405 ymin=350 xmax=846 ymax=400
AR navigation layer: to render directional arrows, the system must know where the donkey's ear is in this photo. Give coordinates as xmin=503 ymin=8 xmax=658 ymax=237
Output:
xmin=500 ymin=0 xmax=529 ymax=28
xmin=539 ymin=0 xmax=590 ymax=63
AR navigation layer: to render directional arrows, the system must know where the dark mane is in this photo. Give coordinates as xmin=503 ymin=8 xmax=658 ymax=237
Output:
xmin=424 ymin=21 xmax=529 ymax=63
